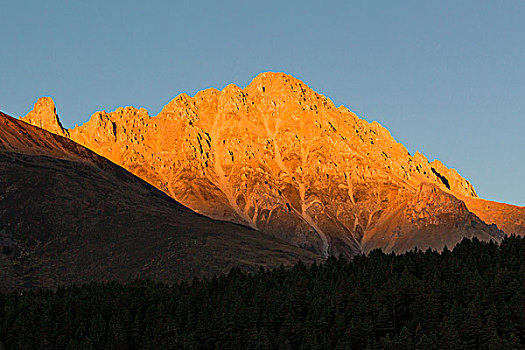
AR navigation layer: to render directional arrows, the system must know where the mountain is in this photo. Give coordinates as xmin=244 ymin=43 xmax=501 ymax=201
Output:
xmin=0 ymin=112 xmax=319 ymax=291
xmin=20 ymin=72 xmax=520 ymax=257
xmin=461 ymin=196 xmax=525 ymax=237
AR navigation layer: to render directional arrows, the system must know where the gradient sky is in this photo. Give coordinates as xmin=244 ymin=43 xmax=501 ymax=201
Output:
xmin=1 ymin=1 xmax=524 ymax=205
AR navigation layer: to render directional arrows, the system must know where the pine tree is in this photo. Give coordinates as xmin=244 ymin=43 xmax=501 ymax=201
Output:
xmin=502 ymin=333 xmax=522 ymax=350
xmin=65 ymin=339 xmax=80 ymax=350
xmin=277 ymin=313 xmax=301 ymax=349
xmin=487 ymin=330 xmax=504 ymax=350
xmin=393 ymin=326 xmax=414 ymax=350
xmin=89 ymin=312 xmax=106 ymax=347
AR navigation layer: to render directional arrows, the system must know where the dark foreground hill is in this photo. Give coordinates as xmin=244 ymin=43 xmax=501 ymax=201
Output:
xmin=0 ymin=236 xmax=522 ymax=349
xmin=0 ymin=112 xmax=319 ymax=291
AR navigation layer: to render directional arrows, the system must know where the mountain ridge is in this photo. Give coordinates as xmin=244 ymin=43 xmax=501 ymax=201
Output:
xmin=19 ymin=72 xmax=522 ymax=257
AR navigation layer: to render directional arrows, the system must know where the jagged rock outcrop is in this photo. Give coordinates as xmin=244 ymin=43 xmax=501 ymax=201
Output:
xmin=20 ymin=97 xmax=69 ymax=137
xmin=20 ymin=73 xmax=520 ymax=257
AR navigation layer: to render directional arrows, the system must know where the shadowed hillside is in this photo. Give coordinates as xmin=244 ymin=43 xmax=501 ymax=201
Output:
xmin=0 ymin=112 xmax=319 ymax=291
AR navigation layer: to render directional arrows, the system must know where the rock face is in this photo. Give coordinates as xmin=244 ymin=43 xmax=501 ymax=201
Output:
xmin=20 ymin=97 xmax=69 ymax=137
xmin=0 ymin=112 xmax=319 ymax=291
xmin=362 ymin=183 xmax=503 ymax=253
xmin=21 ymin=72 xmax=519 ymax=257
xmin=460 ymin=196 xmax=525 ymax=238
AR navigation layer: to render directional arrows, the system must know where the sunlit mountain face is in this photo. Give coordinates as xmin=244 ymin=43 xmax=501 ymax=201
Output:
xmin=20 ymin=72 xmax=523 ymax=258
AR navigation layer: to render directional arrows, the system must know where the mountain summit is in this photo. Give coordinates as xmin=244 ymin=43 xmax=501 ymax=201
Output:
xmin=21 ymin=72 xmax=523 ymax=257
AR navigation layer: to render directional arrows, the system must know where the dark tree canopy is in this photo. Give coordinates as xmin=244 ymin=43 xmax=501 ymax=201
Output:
xmin=0 ymin=236 xmax=523 ymax=349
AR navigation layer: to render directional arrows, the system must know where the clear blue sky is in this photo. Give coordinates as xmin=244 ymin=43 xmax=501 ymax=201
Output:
xmin=1 ymin=1 xmax=524 ymax=205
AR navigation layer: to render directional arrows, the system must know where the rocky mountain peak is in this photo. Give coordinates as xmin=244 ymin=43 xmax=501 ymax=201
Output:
xmin=18 ymin=73 xmax=523 ymax=257
xmin=245 ymin=72 xmax=337 ymax=113
xmin=20 ymin=97 xmax=69 ymax=138
xmin=247 ymin=72 xmax=310 ymax=94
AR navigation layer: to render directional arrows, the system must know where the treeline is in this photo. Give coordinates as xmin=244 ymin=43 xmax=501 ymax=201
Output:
xmin=0 ymin=236 xmax=523 ymax=349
